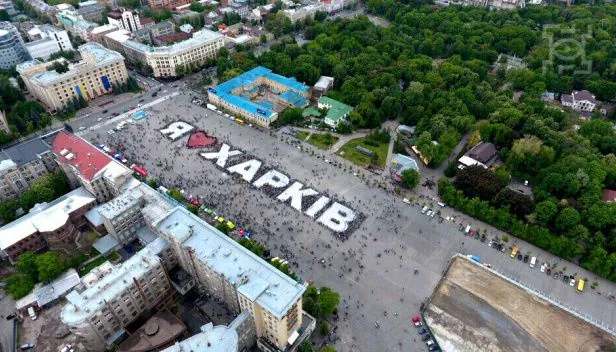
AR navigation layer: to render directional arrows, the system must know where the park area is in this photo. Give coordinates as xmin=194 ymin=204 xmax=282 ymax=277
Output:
xmin=297 ymin=131 xmax=339 ymax=150
xmin=424 ymin=257 xmax=615 ymax=352
xmin=337 ymin=136 xmax=389 ymax=167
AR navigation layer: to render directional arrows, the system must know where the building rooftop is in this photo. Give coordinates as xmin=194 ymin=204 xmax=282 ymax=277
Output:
xmin=391 ymin=153 xmax=419 ymax=178
xmin=573 ymin=90 xmax=599 ymax=105
xmin=314 ymin=76 xmax=333 ymax=91
xmin=0 ymin=187 xmax=96 ymax=250
xmin=98 ymin=187 xmax=143 ymax=220
xmin=119 ymin=309 xmax=187 ymax=352
xmin=154 ymin=207 xmax=306 ymax=319
xmin=161 ymin=315 xmax=247 ymax=352
xmin=319 ymin=96 xmax=353 ymax=125
xmin=36 ymin=268 xmax=81 ymax=307
xmin=0 ymin=137 xmax=51 ymax=168
xmin=61 ymin=237 xmax=169 ymax=325
xmin=17 ymin=43 xmax=123 ymax=85
xmin=123 ymin=28 xmax=222 ymax=56
xmin=52 ymin=130 xmax=119 ymax=181
xmin=212 ymin=66 xmax=309 ymax=120
xmin=91 ymin=24 xmax=119 ymax=34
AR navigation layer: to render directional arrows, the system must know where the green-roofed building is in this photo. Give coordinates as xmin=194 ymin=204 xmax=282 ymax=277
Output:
xmin=318 ymin=96 xmax=353 ymax=127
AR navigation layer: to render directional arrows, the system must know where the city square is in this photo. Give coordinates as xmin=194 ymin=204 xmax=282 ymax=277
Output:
xmin=79 ymin=91 xmax=616 ymax=351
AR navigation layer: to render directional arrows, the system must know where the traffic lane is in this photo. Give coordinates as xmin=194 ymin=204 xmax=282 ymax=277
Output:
xmin=71 ymin=88 xmax=182 ymax=131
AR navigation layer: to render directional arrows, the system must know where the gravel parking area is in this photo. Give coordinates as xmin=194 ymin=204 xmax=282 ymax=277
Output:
xmin=425 ymin=257 xmax=614 ymax=352
xmin=80 ymin=92 xmax=616 ymax=351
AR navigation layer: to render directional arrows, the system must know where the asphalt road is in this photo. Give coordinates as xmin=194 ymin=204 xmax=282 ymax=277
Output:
xmin=0 ymin=293 xmax=15 ymax=352
xmin=80 ymin=93 xmax=616 ymax=351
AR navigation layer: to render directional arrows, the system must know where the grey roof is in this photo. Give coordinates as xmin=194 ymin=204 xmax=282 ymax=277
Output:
xmin=573 ymin=90 xmax=599 ymax=104
xmin=0 ymin=137 xmax=51 ymax=167
xmin=155 ymin=207 xmax=306 ymax=320
xmin=561 ymin=94 xmax=573 ymax=104
xmin=92 ymin=234 xmax=120 ymax=254
xmin=36 ymin=268 xmax=81 ymax=306
xmin=97 ymin=187 xmax=143 ymax=220
xmin=466 ymin=142 xmax=498 ymax=165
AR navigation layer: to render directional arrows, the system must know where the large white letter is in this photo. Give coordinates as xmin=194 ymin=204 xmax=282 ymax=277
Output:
xmin=200 ymin=144 xmax=243 ymax=167
xmin=317 ymin=202 xmax=356 ymax=233
xmin=304 ymin=196 xmax=330 ymax=218
xmin=253 ymin=169 xmax=289 ymax=189
xmin=276 ymin=182 xmax=318 ymax=212
xmin=227 ymin=159 xmax=262 ymax=182
xmin=159 ymin=121 xmax=194 ymax=141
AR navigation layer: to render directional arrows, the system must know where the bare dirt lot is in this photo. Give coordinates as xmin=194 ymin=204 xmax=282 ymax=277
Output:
xmin=425 ymin=257 xmax=615 ymax=352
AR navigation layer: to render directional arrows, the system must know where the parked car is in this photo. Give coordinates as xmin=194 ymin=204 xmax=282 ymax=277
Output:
xmin=421 ymin=206 xmax=428 ymax=214
xmin=5 ymin=313 xmax=16 ymax=320
xmin=20 ymin=343 xmax=34 ymax=350
xmin=547 ymin=268 xmax=552 ymax=275
xmin=530 ymin=257 xmax=537 ymax=268
xmin=510 ymin=247 xmax=519 ymax=258
xmin=523 ymin=255 xmax=529 ymax=263
xmin=553 ymin=272 xmax=559 ymax=280
xmin=570 ymin=278 xmax=576 ymax=286
xmin=480 ymin=234 xmax=486 ymax=242
xmin=411 ymin=315 xmax=422 ymax=327
xmin=102 ymin=109 xmax=108 ymax=114
xmin=418 ymin=327 xmax=428 ymax=335
xmin=112 ymin=112 xmax=119 ymax=116
xmin=422 ymin=334 xmax=431 ymax=341
xmin=429 ymin=345 xmax=439 ymax=351
xmin=517 ymin=253 xmax=523 ymax=261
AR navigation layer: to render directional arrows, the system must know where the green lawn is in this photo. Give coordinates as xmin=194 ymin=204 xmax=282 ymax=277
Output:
xmin=78 ymin=252 xmax=121 ymax=276
xmin=338 ymin=137 xmax=389 ymax=167
xmin=297 ymin=131 xmax=339 ymax=150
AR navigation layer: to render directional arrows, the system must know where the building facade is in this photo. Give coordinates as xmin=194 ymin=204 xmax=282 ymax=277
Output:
xmin=0 ymin=137 xmax=56 ymax=201
xmin=0 ymin=22 xmax=31 ymax=70
xmin=17 ymin=43 xmax=127 ymax=112
xmin=0 ymin=187 xmax=96 ymax=263
xmin=561 ymin=90 xmax=600 ymax=113
xmin=51 ymin=130 xmax=134 ymax=203
xmin=27 ymin=25 xmax=73 ymax=52
xmin=61 ymin=238 xmax=174 ymax=352
xmin=146 ymin=0 xmax=191 ymax=9
xmin=107 ymin=9 xmax=143 ymax=32
xmin=119 ymin=29 xmax=224 ymax=78
xmin=208 ymin=66 xmax=311 ymax=128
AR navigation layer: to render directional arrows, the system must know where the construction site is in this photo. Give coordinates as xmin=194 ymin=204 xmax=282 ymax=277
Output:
xmin=424 ymin=256 xmax=615 ymax=352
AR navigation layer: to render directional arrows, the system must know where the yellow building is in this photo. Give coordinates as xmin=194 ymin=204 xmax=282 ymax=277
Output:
xmin=17 ymin=42 xmax=127 ymax=112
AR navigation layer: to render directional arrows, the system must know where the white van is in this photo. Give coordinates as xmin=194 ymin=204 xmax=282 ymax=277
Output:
xmin=465 ymin=225 xmax=471 ymax=234
xmin=27 ymin=307 xmax=37 ymax=320
xmin=530 ymin=257 xmax=537 ymax=268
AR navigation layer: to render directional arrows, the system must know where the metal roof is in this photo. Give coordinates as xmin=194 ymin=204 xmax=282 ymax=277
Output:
xmin=0 ymin=137 xmax=51 ymax=168
xmin=155 ymin=206 xmax=305 ymax=319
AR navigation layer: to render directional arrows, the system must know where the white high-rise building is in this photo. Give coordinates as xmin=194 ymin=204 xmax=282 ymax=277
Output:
xmin=107 ymin=9 xmax=143 ymax=32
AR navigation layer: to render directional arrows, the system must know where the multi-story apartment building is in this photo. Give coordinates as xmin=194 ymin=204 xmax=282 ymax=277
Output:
xmin=89 ymin=24 xmax=120 ymax=45
xmin=27 ymin=24 xmax=73 ymax=51
xmin=0 ymin=137 xmax=57 ymax=201
xmin=17 ymin=43 xmax=127 ymax=112
xmin=133 ymin=22 xmax=175 ymax=44
xmin=0 ymin=22 xmax=31 ymax=69
xmin=109 ymin=28 xmax=224 ymax=78
xmin=76 ymin=1 xmax=105 ymax=22
xmin=51 ymin=130 xmax=135 ymax=203
xmin=107 ymin=9 xmax=143 ymax=33
xmin=153 ymin=206 xmax=310 ymax=352
xmin=56 ymin=10 xmax=98 ymax=41
xmin=97 ymin=187 xmax=145 ymax=243
xmin=61 ymin=238 xmax=174 ymax=352
xmin=0 ymin=187 xmax=96 ymax=263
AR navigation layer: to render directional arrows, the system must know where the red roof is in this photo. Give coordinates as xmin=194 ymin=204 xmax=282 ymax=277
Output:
xmin=52 ymin=130 xmax=112 ymax=181
xmin=603 ymin=189 xmax=616 ymax=203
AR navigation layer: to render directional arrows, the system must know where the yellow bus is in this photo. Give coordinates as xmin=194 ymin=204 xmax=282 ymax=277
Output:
xmin=577 ymin=279 xmax=585 ymax=293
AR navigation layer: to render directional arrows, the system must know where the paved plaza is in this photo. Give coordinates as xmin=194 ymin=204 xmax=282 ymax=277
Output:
xmin=81 ymin=92 xmax=616 ymax=351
